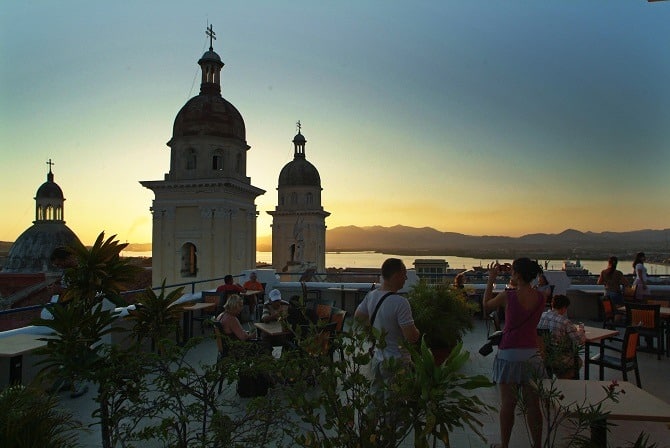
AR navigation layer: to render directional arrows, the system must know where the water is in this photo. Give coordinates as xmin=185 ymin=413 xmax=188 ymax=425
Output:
xmin=121 ymin=250 xmax=670 ymax=276
xmin=256 ymin=251 xmax=670 ymax=276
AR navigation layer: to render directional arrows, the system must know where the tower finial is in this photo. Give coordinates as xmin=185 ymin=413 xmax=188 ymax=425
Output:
xmin=206 ymin=24 xmax=216 ymax=51
xmin=296 ymin=120 xmax=301 ymax=134
xmin=46 ymin=158 xmax=55 ymax=173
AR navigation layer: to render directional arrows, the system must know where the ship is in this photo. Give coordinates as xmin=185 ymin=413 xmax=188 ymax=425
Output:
xmin=562 ymin=259 xmax=590 ymax=276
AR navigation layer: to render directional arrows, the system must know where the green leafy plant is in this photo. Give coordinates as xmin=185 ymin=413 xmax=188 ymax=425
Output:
xmin=275 ymin=321 xmax=493 ymax=447
xmin=126 ymin=281 xmax=186 ymax=353
xmin=409 ymin=281 xmax=478 ymax=353
xmin=0 ymin=384 xmax=82 ymax=448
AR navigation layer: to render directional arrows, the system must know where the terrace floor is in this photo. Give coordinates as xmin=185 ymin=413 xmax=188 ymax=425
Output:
xmin=53 ymin=317 xmax=670 ymax=447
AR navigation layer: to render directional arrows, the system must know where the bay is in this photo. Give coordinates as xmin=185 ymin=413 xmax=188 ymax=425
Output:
xmin=256 ymin=251 xmax=670 ymax=276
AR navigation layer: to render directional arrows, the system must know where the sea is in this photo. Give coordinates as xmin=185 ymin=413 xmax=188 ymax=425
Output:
xmin=122 ymin=250 xmax=670 ymax=277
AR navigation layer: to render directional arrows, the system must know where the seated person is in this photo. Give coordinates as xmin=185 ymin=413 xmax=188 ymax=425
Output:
xmin=242 ymin=271 xmax=264 ymax=312
xmin=216 ymin=294 xmax=256 ymax=341
xmin=216 ymin=274 xmax=245 ymax=295
xmin=534 ymin=274 xmax=552 ymax=301
xmin=261 ymin=289 xmax=289 ymax=323
xmin=217 ymin=274 xmax=250 ymax=321
xmin=537 ymin=295 xmax=585 ymax=379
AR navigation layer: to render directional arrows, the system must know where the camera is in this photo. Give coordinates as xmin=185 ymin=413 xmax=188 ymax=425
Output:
xmin=479 ymin=341 xmax=494 ymax=356
xmin=478 ymin=330 xmax=503 ymax=357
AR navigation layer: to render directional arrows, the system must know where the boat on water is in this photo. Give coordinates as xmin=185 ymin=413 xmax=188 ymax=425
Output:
xmin=562 ymin=259 xmax=590 ymax=276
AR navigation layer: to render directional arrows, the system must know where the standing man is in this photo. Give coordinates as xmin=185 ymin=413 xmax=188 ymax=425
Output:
xmin=354 ymin=258 xmax=420 ymax=414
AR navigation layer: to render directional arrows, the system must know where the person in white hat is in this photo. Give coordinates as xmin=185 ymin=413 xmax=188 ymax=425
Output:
xmin=261 ymin=289 xmax=289 ymax=323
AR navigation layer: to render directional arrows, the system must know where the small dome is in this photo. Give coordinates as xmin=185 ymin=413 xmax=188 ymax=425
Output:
xmin=172 ymin=94 xmax=246 ymax=140
xmin=36 ymin=172 xmax=64 ymax=199
xmin=293 ymin=132 xmax=306 ymax=144
xmin=3 ymin=222 xmax=81 ymax=273
xmin=278 ymin=158 xmax=321 ymax=187
xmin=199 ymin=49 xmax=222 ymax=63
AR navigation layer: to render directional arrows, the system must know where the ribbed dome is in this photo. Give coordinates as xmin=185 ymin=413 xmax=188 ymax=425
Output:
xmin=278 ymin=158 xmax=321 ymax=187
xmin=3 ymin=223 xmax=81 ymax=273
xmin=36 ymin=171 xmax=64 ymax=199
xmin=172 ymin=94 xmax=246 ymax=140
xmin=199 ymin=50 xmax=222 ymax=63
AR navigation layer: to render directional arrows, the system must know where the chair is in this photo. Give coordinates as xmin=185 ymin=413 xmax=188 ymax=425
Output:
xmin=589 ymin=326 xmax=641 ymax=387
xmin=315 ymin=303 xmax=333 ymax=321
xmin=600 ymin=296 xmax=625 ymax=330
xmin=195 ymin=291 xmax=224 ymax=334
xmin=329 ymin=308 xmax=347 ymax=360
xmin=625 ymin=302 xmax=663 ymax=360
xmin=212 ymin=321 xmax=232 ymax=394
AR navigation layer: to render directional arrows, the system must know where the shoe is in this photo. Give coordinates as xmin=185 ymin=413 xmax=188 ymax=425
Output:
xmin=70 ymin=385 xmax=89 ymax=398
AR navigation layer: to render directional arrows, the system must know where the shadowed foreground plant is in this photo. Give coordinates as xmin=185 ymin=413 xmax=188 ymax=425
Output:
xmin=275 ymin=319 xmax=493 ymax=448
xmin=0 ymin=385 xmax=82 ymax=448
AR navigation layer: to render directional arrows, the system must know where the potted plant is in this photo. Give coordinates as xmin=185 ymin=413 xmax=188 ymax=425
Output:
xmin=408 ymin=281 xmax=478 ymax=364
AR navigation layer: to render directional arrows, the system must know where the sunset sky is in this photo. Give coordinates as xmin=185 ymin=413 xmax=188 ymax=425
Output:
xmin=2 ymin=1 xmax=669 ymax=246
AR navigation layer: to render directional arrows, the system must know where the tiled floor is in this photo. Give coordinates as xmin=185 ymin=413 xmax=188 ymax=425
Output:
xmin=56 ymin=317 xmax=670 ymax=447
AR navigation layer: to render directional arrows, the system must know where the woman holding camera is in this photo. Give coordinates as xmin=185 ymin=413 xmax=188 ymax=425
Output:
xmin=484 ymin=258 xmax=546 ymax=448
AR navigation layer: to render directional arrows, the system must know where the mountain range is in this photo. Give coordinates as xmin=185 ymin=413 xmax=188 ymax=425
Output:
xmin=3 ymin=226 xmax=669 ymax=260
xmin=259 ymin=225 xmax=670 ymax=259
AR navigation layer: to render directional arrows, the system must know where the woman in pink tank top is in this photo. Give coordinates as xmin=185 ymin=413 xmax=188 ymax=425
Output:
xmin=483 ymin=258 xmax=546 ymax=448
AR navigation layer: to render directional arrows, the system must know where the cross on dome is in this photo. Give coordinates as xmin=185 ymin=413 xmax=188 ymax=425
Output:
xmin=206 ymin=24 xmax=216 ymax=51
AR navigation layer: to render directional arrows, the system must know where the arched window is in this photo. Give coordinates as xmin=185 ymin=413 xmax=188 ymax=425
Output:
xmin=291 ymin=192 xmax=297 ymax=205
xmin=186 ymin=149 xmax=197 ymax=170
xmin=306 ymin=192 xmax=313 ymax=205
xmin=212 ymin=154 xmax=223 ymax=170
xmin=180 ymin=243 xmax=197 ymax=277
xmin=280 ymin=195 xmax=285 ymax=206
xmin=235 ymin=153 xmax=241 ymax=173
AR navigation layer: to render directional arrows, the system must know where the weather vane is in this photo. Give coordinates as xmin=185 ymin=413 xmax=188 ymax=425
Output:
xmin=296 ymin=120 xmax=301 ymax=134
xmin=206 ymin=24 xmax=216 ymax=51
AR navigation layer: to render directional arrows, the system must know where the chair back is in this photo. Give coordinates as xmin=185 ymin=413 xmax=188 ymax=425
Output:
xmin=211 ymin=320 xmax=229 ymax=359
xmin=202 ymin=291 xmax=225 ymax=313
xmin=316 ymin=303 xmax=333 ymax=320
xmin=622 ymin=326 xmax=640 ymax=362
xmin=625 ymin=302 xmax=660 ymax=329
xmin=330 ymin=309 xmax=347 ymax=332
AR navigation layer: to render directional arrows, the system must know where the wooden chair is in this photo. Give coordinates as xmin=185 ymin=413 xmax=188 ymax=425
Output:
xmin=600 ymin=296 xmax=625 ymax=330
xmin=315 ymin=303 xmax=333 ymax=321
xmin=329 ymin=308 xmax=347 ymax=360
xmin=194 ymin=291 xmax=224 ymax=334
xmin=625 ymin=302 xmax=663 ymax=360
xmin=589 ymin=326 xmax=641 ymax=387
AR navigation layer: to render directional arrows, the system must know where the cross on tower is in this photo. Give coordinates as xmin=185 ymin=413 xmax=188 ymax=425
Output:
xmin=296 ymin=120 xmax=301 ymax=134
xmin=46 ymin=158 xmax=55 ymax=172
xmin=206 ymin=24 xmax=216 ymax=51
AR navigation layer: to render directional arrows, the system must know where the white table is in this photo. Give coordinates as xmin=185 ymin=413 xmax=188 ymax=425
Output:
xmin=0 ymin=333 xmax=48 ymax=384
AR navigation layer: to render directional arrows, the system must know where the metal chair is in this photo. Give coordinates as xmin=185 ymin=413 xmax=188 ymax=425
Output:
xmin=625 ymin=302 xmax=663 ymax=360
xmin=589 ymin=326 xmax=641 ymax=387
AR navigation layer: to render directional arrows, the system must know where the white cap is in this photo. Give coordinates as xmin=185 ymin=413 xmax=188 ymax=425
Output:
xmin=269 ymin=289 xmax=282 ymax=302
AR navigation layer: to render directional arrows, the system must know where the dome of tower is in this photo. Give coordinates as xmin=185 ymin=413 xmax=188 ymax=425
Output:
xmin=278 ymin=157 xmax=321 ymax=187
xmin=36 ymin=172 xmax=64 ymax=199
xmin=3 ymin=223 xmax=81 ymax=273
xmin=171 ymin=92 xmax=246 ymax=140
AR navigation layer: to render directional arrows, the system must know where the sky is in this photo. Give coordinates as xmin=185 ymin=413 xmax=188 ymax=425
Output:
xmin=1 ymin=1 xmax=669 ymax=246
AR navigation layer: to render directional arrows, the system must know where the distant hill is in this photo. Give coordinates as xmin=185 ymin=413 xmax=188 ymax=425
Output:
xmin=8 ymin=225 xmax=670 ymax=260
xmin=323 ymin=225 xmax=670 ymax=259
